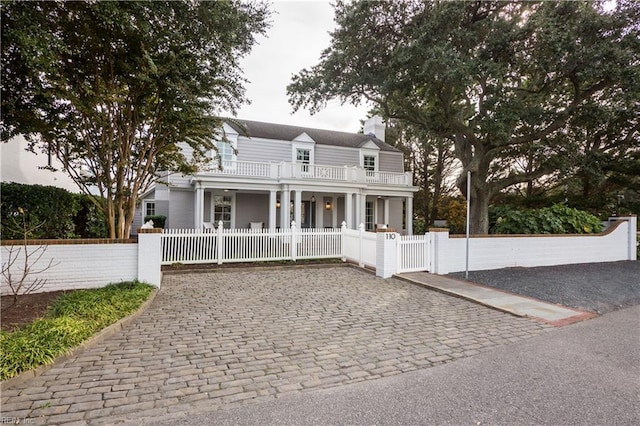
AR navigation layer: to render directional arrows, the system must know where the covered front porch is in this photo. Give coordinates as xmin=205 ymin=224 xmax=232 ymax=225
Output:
xmin=192 ymin=182 xmax=415 ymax=234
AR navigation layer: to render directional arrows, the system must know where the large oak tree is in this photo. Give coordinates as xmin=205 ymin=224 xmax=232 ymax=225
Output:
xmin=2 ymin=0 xmax=269 ymax=238
xmin=288 ymin=0 xmax=639 ymax=233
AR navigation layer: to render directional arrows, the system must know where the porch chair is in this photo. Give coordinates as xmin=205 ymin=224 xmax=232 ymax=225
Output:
xmin=249 ymin=222 xmax=263 ymax=231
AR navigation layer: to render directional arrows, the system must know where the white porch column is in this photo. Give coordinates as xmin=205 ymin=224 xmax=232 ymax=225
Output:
xmin=345 ymin=193 xmax=353 ymax=229
xmin=355 ymin=193 xmax=361 ymax=229
xmin=359 ymin=193 xmax=367 ymax=229
xmin=269 ymin=190 xmax=277 ymax=230
xmin=194 ymin=182 xmax=204 ymax=229
xmin=281 ymin=187 xmax=290 ymax=229
xmin=405 ymin=196 xmax=413 ymax=235
xmin=293 ymin=190 xmax=302 ymax=227
xmin=332 ymin=196 xmax=338 ymax=228
xmin=315 ymin=196 xmax=324 ymax=229
xmin=384 ymin=198 xmax=390 ymax=226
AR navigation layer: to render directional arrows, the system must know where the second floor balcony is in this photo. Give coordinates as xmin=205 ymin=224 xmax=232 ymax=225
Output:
xmin=199 ymin=160 xmax=413 ymax=187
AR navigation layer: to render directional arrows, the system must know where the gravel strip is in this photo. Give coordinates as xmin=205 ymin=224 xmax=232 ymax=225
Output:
xmin=450 ymin=261 xmax=640 ymax=314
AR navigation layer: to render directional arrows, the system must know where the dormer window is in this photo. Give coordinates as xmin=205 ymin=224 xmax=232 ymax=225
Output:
xmin=292 ymin=138 xmax=315 ymax=175
xmin=296 ymin=148 xmax=310 ymax=172
xmin=216 ymin=140 xmax=235 ymax=164
xmin=363 ymin=155 xmax=376 ymax=172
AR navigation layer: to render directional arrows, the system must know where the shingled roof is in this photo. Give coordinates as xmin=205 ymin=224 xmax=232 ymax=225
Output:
xmin=227 ymin=119 xmax=401 ymax=153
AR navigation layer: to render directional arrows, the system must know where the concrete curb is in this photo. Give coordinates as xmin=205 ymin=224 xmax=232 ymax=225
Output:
xmin=393 ymin=274 xmax=527 ymax=318
xmin=0 ymin=288 xmax=158 ymax=391
xmin=395 ymin=274 xmax=597 ymax=327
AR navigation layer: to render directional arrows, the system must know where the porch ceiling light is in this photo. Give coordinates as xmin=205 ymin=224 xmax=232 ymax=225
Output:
xmin=311 ymin=196 xmax=316 ymax=203
xmin=325 ymin=201 xmax=332 ymax=210
xmin=276 ymin=199 xmax=281 ymax=209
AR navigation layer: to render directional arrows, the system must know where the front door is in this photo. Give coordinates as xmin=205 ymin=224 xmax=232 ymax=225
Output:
xmin=301 ymin=201 xmax=316 ymax=228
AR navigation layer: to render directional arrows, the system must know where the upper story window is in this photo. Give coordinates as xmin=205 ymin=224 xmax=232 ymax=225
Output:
xmin=363 ymin=155 xmax=376 ymax=172
xmin=292 ymin=139 xmax=315 ymax=174
xmin=296 ymin=148 xmax=310 ymax=172
xmin=361 ymin=149 xmax=379 ymax=179
xmin=216 ymin=141 xmax=235 ymax=164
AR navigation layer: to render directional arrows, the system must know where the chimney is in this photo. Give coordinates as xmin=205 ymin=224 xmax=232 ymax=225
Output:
xmin=364 ymin=115 xmax=385 ymax=142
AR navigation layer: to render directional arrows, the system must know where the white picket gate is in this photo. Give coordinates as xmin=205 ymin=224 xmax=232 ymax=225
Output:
xmin=397 ymin=234 xmax=430 ymax=273
xmin=161 ymin=222 xmax=343 ymax=265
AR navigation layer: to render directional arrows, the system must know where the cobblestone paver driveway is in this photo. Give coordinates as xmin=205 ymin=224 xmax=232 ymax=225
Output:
xmin=1 ymin=266 xmax=551 ymax=424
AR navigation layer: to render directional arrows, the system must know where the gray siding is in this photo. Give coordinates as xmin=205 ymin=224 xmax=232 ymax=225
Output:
xmin=177 ymin=142 xmax=195 ymax=162
xmin=388 ymin=199 xmax=404 ymax=233
xmin=132 ymin=191 xmax=169 ymax=233
xmin=237 ymin=138 xmax=290 ymax=163
xmin=315 ymin=146 xmax=359 ymax=167
xmin=169 ymin=190 xmax=195 ymax=229
xmin=379 ymin=152 xmax=404 ymax=172
xmin=235 ymin=193 xmax=270 ymax=228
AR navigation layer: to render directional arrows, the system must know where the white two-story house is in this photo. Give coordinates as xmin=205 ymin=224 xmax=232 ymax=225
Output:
xmin=133 ymin=116 xmax=418 ymax=234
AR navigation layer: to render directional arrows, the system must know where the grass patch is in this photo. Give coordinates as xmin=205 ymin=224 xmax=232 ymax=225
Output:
xmin=0 ymin=281 xmax=154 ymax=381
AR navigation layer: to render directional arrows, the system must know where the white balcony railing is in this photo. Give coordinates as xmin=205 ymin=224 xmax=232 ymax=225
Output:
xmin=200 ymin=160 xmax=412 ymax=186
xmin=203 ymin=160 xmax=276 ymax=178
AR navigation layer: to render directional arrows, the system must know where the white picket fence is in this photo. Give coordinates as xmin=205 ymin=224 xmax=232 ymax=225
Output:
xmin=397 ymin=234 xmax=430 ymax=273
xmin=342 ymin=226 xmax=377 ymax=268
xmin=161 ymin=222 xmax=344 ymax=265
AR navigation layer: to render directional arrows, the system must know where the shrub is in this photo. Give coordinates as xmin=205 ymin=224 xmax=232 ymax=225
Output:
xmin=490 ymin=204 xmax=603 ymax=234
xmin=73 ymin=194 xmax=107 ymax=238
xmin=0 ymin=183 xmax=107 ymax=239
xmin=435 ymin=197 xmax=467 ymax=234
xmin=1 ymin=182 xmax=78 ymax=239
xmin=144 ymin=215 xmax=166 ymax=228
xmin=0 ymin=282 xmax=154 ymax=380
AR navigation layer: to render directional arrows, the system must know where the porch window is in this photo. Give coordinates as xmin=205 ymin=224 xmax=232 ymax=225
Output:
xmin=296 ymin=148 xmax=310 ymax=172
xmin=144 ymin=201 xmax=156 ymax=217
xmin=365 ymin=201 xmax=374 ymax=231
xmin=214 ymin=196 xmax=232 ymax=228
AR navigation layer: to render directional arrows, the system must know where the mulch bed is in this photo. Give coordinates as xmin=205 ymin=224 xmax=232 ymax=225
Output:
xmin=1 ymin=290 xmax=69 ymax=332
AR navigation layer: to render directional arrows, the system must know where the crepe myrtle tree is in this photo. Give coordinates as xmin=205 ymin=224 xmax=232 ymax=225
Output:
xmin=1 ymin=0 xmax=270 ymax=238
xmin=288 ymin=0 xmax=639 ymax=233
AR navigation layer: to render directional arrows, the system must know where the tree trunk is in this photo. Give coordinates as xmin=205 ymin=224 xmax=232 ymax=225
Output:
xmin=429 ymin=141 xmax=446 ymax=224
xmin=469 ymin=187 xmax=491 ymax=234
xmin=457 ymin=168 xmax=492 ymax=234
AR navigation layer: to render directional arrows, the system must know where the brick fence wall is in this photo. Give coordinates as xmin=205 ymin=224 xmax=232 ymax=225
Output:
xmin=1 ymin=230 xmax=162 ymax=296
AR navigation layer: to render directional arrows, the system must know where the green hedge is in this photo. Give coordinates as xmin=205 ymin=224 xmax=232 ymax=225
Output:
xmin=490 ymin=204 xmax=603 ymax=234
xmin=1 ymin=182 xmax=107 ymax=239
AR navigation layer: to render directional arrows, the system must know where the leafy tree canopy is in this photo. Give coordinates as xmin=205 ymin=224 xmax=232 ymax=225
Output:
xmin=1 ymin=0 xmax=270 ymax=238
xmin=288 ymin=0 xmax=639 ymax=233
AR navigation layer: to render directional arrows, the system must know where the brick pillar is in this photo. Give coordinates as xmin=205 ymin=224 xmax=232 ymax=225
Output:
xmin=609 ymin=215 xmax=637 ymax=261
xmin=376 ymin=228 xmax=398 ymax=278
xmin=137 ymin=228 xmax=162 ymax=288
xmin=429 ymin=228 xmax=450 ymax=275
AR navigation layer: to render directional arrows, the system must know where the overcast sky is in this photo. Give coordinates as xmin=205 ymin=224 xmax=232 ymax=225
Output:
xmin=229 ymin=0 xmax=371 ymax=133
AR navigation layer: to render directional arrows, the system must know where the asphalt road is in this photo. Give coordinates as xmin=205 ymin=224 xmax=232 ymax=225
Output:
xmin=146 ymin=304 xmax=640 ymax=426
xmin=450 ymin=260 xmax=640 ymax=314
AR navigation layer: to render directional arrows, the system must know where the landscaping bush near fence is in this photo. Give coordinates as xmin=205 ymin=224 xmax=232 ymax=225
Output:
xmin=490 ymin=204 xmax=603 ymax=234
xmin=0 ymin=282 xmax=154 ymax=381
